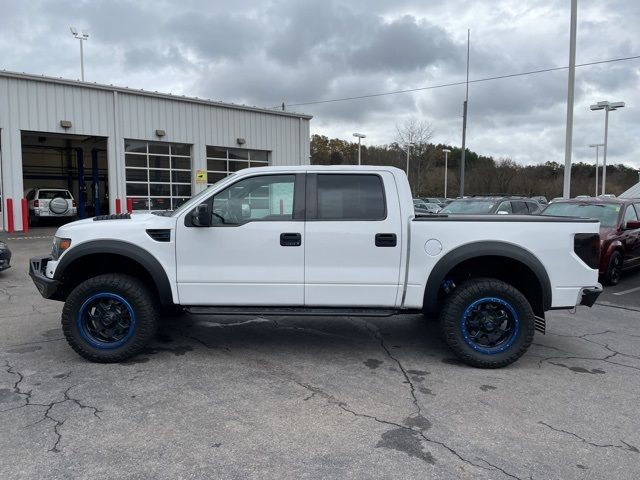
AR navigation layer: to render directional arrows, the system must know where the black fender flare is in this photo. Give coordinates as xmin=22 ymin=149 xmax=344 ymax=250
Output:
xmin=54 ymin=240 xmax=174 ymax=306
xmin=422 ymin=241 xmax=551 ymax=315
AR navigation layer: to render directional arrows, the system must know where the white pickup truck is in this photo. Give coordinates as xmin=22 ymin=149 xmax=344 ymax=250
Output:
xmin=30 ymin=166 xmax=603 ymax=368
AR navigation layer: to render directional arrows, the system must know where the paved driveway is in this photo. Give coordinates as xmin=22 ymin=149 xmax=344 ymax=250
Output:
xmin=1 ymin=231 xmax=639 ymax=479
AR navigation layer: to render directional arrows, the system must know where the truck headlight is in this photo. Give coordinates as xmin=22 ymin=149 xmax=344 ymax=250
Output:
xmin=51 ymin=237 xmax=72 ymax=260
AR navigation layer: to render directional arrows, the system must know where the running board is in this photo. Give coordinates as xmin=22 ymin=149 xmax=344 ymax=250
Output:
xmin=184 ymin=306 xmax=398 ymax=317
xmin=535 ymin=315 xmax=546 ymax=335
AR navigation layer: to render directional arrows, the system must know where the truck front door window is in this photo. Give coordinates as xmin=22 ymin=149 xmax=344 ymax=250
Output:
xmin=211 ymin=175 xmax=295 ymax=225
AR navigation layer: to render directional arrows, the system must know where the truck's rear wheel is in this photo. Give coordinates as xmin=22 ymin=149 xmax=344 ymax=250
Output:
xmin=61 ymin=273 xmax=159 ymax=362
xmin=439 ymin=278 xmax=535 ymax=368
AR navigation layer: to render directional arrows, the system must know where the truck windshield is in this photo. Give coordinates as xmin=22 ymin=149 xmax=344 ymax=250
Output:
xmin=541 ymin=202 xmax=620 ymax=227
xmin=441 ymin=200 xmax=496 ymax=214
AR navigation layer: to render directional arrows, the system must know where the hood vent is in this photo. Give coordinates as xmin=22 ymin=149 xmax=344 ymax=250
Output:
xmin=93 ymin=213 xmax=131 ymax=221
xmin=146 ymin=229 xmax=171 ymax=242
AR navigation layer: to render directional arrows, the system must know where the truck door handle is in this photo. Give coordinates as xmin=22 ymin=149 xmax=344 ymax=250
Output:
xmin=280 ymin=232 xmax=302 ymax=247
xmin=375 ymin=233 xmax=397 ymax=247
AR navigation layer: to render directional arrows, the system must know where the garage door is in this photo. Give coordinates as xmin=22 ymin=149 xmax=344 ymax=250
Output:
xmin=125 ymin=140 xmax=191 ymax=211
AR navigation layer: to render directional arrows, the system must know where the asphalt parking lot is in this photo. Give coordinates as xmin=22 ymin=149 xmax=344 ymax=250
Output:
xmin=1 ymin=229 xmax=640 ymax=479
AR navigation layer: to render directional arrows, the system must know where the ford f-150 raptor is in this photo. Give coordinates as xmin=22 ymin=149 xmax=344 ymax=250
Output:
xmin=29 ymin=166 xmax=603 ymax=368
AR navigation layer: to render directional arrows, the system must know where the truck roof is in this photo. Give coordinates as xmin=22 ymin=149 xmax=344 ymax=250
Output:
xmin=236 ymin=165 xmax=407 ymax=174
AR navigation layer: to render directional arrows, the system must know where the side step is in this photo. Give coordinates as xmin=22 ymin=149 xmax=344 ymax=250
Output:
xmin=184 ymin=306 xmax=398 ymax=317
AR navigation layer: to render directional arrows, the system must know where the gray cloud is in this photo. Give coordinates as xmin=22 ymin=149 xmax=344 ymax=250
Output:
xmin=0 ymin=0 xmax=638 ymax=168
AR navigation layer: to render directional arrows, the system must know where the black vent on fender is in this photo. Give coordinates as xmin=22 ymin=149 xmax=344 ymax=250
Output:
xmin=146 ymin=229 xmax=171 ymax=242
xmin=93 ymin=213 xmax=131 ymax=221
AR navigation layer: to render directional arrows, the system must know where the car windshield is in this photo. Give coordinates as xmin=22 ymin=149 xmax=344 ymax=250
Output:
xmin=541 ymin=202 xmax=620 ymax=227
xmin=38 ymin=190 xmax=72 ymax=199
xmin=441 ymin=200 xmax=496 ymax=214
xmin=170 ymin=175 xmax=235 ymax=217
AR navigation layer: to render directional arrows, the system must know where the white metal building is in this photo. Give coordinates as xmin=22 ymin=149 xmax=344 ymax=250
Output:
xmin=0 ymin=71 xmax=311 ymax=231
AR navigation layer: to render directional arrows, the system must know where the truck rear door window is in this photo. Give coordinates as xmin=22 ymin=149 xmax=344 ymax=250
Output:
xmin=316 ymin=174 xmax=385 ymax=220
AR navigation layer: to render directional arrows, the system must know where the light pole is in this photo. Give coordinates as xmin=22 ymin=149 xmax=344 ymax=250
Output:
xmin=442 ymin=149 xmax=451 ymax=198
xmin=562 ymin=0 xmax=578 ymax=198
xmin=589 ymin=143 xmax=604 ymax=196
xmin=590 ymin=101 xmax=625 ymax=195
xmin=70 ymin=27 xmax=89 ymax=81
xmin=406 ymin=141 xmax=415 ymax=188
xmin=353 ymin=133 xmax=366 ymax=165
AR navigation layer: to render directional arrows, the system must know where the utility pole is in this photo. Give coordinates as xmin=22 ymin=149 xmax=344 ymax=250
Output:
xmin=459 ymin=29 xmax=470 ymax=197
xmin=562 ymin=0 xmax=577 ymax=198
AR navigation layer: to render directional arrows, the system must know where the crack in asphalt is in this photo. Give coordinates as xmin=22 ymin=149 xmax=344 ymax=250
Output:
xmin=294 ymin=380 xmax=523 ymax=479
xmin=538 ymin=331 xmax=640 ymax=372
xmin=352 ymin=318 xmax=422 ymax=417
xmin=2 ymin=337 xmax=65 ymax=349
xmin=2 ymin=360 xmax=32 ymax=406
xmin=1 ymin=361 xmax=102 ymax=452
xmin=595 ymin=302 xmax=640 ymax=313
xmin=538 ymin=421 xmax=639 ymax=454
xmin=476 ymin=458 xmax=524 ymax=480
xmin=306 ymin=318 xmax=524 ymax=479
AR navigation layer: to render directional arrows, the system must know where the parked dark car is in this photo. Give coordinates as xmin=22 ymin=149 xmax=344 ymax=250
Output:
xmin=440 ymin=196 xmax=542 ymax=215
xmin=0 ymin=241 xmax=11 ymax=271
xmin=541 ymin=198 xmax=640 ymax=285
xmin=420 ymin=197 xmax=446 ymax=208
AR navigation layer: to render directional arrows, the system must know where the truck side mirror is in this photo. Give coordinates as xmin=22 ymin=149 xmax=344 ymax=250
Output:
xmin=192 ymin=203 xmax=211 ymax=227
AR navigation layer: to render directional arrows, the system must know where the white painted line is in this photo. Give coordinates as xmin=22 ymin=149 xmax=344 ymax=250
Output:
xmin=613 ymin=286 xmax=640 ymax=296
xmin=6 ymin=236 xmax=53 ymax=240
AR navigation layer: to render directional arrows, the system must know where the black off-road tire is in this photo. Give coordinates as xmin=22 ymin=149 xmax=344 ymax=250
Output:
xmin=61 ymin=273 xmax=159 ymax=362
xmin=439 ymin=278 xmax=536 ymax=368
xmin=602 ymin=250 xmax=623 ymax=286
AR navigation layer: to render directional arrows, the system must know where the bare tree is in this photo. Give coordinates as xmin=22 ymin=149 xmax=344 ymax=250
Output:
xmin=394 ymin=118 xmax=434 ymax=193
xmin=394 ymin=118 xmax=434 ymax=147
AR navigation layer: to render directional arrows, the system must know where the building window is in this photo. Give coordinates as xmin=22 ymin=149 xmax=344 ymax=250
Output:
xmin=125 ymin=140 xmax=192 ymax=211
xmin=206 ymin=146 xmax=270 ymax=186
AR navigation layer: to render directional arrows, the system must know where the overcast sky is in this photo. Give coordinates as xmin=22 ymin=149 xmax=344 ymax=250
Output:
xmin=1 ymin=0 xmax=639 ymax=167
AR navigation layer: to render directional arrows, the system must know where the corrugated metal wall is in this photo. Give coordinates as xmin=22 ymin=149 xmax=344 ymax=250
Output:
xmin=0 ymin=73 xmax=311 ymax=230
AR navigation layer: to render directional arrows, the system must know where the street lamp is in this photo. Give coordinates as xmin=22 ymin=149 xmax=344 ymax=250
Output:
xmin=589 ymin=143 xmax=604 ymax=197
xmin=590 ymin=101 xmax=625 ymax=195
xmin=442 ymin=149 xmax=451 ymax=199
xmin=352 ymin=133 xmax=366 ymax=165
xmin=70 ymin=27 xmax=89 ymax=81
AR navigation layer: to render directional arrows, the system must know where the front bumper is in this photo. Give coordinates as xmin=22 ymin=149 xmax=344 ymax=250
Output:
xmin=29 ymin=256 xmax=61 ymax=299
xmin=579 ymin=284 xmax=603 ymax=307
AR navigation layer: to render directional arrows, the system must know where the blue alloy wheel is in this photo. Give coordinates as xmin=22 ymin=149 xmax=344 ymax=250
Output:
xmin=460 ymin=297 xmax=520 ymax=355
xmin=77 ymin=292 xmax=136 ymax=349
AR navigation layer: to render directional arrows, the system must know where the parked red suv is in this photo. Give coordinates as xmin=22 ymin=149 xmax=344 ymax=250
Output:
xmin=542 ymin=198 xmax=640 ymax=285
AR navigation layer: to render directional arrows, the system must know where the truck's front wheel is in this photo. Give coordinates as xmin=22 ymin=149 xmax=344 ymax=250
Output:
xmin=439 ymin=278 xmax=535 ymax=368
xmin=61 ymin=273 xmax=159 ymax=362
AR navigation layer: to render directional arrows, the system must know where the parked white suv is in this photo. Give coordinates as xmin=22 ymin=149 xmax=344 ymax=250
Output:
xmin=25 ymin=188 xmax=77 ymax=226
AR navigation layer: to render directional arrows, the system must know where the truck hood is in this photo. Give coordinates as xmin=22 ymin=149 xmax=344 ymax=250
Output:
xmin=55 ymin=213 xmax=176 ymax=239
